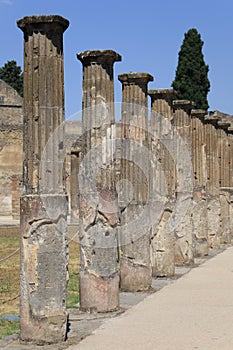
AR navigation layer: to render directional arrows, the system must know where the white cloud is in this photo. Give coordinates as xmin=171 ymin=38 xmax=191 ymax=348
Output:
xmin=0 ymin=0 xmax=13 ymax=4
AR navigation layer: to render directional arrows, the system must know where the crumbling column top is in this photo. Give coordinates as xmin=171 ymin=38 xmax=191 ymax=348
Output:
xmin=77 ymin=50 xmax=122 ymax=64
xmin=173 ymin=100 xmax=196 ymax=115
xmin=148 ymin=88 xmax=174 ymax=97
xmin=118 ymin=72 xmax=154 ymax=84
xmin=217 ymin=120 xmax=231 ymax=130
xmin=191 ymin=109 xmax=207 ymax=118
xmin=173 ymin=100 xmax=196 ymax=108
xmin=17 ymin=15 xmax=69 ymax=32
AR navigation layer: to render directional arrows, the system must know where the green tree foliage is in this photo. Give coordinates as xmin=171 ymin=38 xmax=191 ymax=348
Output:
xmin=0 ymin=60 xmax=23 ymax=97
xmin=172 ymin=28 xmax=210 ymax=110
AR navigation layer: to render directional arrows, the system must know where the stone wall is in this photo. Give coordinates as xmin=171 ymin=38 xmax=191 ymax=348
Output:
xmin=0 ymin=79 xmax=23 ymax=218
xmin=0 ymin=89 xmax=82 ymax=220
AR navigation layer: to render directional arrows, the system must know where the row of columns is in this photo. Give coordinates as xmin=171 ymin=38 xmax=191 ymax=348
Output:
xmin=17 ymin=15 xmax=233 ymax=345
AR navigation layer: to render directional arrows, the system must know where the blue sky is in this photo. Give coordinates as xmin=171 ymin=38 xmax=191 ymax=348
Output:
xmin=0 ymin=0 xmax=233 ymax=118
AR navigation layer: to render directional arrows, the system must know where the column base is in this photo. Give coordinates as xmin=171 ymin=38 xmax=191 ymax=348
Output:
xmin=20 ymin=311 xmax=67 ymax=345
xmin=79 ymin=271 xmax=119 ymax=312
xmin=120 ymin=257 xmax=151 ymax=292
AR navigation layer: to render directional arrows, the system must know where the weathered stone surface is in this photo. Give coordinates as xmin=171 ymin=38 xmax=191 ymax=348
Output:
xmin=174 ymin=198 xmax=194 ymax=265
xmin=17 ymin=15 xmax=69 ymax=195
xmin=148 ymin=89 xmax=176 ymax=277
xmin=217 ymin=125 xmax=232 ymax=244
xmin=118 ymin=72 xmax=153 ymax=291
xmin=207 ymin=197 xmax=221 ymax=249
xmin=0 ymin=80 xmax=23 ymax=217
xmin=70 ymin=149 xmax=81 ymax=223
xmin=11 ymin=174 xmax=22 ymax=219
xmin=203 ymin=116 xmax=221 ymax=249
xmin=192 ymin=189 xmax=209 ymax=257
xmin=120 ymin=257 xmax=152 ymax=292
xmin=17 ymin=14 xmax=69 ymax=344
xmin=219 ymin=190 xmax=231 ymax=244
xmin=190 ymin=110 xmax=209 ymax=257
xmin=79 ymin=271 xmax=119 ymax=312
xmin=151 ymin=207 xmax=175 ymax=277
xmin=20 ymin=194 xmax=68 ymax=344
xmin=173 ymin=100 xmax=195 ymax=266
xmin=77 ymin=50 xmax=121 ymax=311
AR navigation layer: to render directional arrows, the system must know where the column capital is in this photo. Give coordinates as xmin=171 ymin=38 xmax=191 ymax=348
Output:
xmin=217 ymin=120 xmax=231 ymax=130
xmin=118 ymin=72 xmax=153 ymax=85
xmin=77 ymin=50 xmax=121 ymax=65
xmin=191 ymin=109 xmax=207 ymax=118
xmin=173 ymin=100 xmax=196 ymax=114
xmin=148 ymin=88 xmax=174 ymax=99
xmin=173 ymin=100 xmax=196 ymax=108
xmin=17 ymin=15 xmax=69 ymax=33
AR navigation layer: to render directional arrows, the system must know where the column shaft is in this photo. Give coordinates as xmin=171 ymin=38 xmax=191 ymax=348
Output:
xmin=217 ymin=122 xmax=232 ymax=244
xmin=190 ymin=110 xmax=208 ymax=257
xmin=172 ymin=100 xmax=195 ymax=265
xmin=77 ymin=50 xmax=121 ymax=312
xmin=203 ymin=115 xmax=221 ymax=249
xmin=17 ymin=15 xmax=69 ymax=344
xmin=148 ymin=89 xmax=175 ymax=277
xmin=118 ymin=72 xmax=153 ymax=291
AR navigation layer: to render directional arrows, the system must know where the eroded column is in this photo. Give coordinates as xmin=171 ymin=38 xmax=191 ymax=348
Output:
xmin=17 ymin=15 xmax=69 ymax=344
xmin=172 ymin=100 xmax=195 ymax=266
xmin=204 ymin=114 xmax=221 ymax=248
xmin=218 ymin=120 xmax=232 ymax=244
xmin=227 ymin=128 xmax=233 ymax=239
xmin=70 ymin=148 xmax=81 ymax=223
xmin=148 ymin=89 xmax=175 ymax=277
xmin=77 ymin=50 xmax=121 ymax=311
xmin=118 ymin=72 xmax=153 ymax=291
xmin=190 ymin=110 xmax=208 ymax=257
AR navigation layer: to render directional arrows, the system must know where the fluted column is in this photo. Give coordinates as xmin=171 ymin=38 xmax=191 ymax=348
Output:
xmin=70 ymin=148 xmax=81 ymax=223
xmin=227 ymin=128 xmax=233 ymax=239
xmin=203 ymin=114 xmax=221 ymax=248
xmin=148 ymin=89 xmax=175 ymax=277
xmin=172 ymin=100 xmax=195 ymax=265
xmin=217 ymin=120 xmax=232 ymax=244
xmin=118 ymin=72 xmax=153 ymax=291
xmin=190 ymin=110 xmax=209 ymax=257
xmin=77 ymin=50 xmax=121 ymax=311
xmin=17 ymin=15 xmax=69 ymax=344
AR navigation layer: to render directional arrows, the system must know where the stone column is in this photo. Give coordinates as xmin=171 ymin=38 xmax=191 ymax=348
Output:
xmin=148 ymin=89 xmax=175 ymax=277
xmin=190 ymin=110 xmax=209 ymax=257
xmin=217 ymin=120 xmax=232 ymax=244
xmin=227 ymin=127 xmax=233 ymax=239
xmin=204 ymin=113 xmax=221 ymax=249
xmin=172 ymin=100 xmax=195 ymax=266
xmin=17 ymin=16 xmax=69 ymax=344
xmin=70 ymin=148 xmax=81 ymax=223
xmin=118 ymin=72 xmax=153 ymax=291
xmin=77 ymin=50 xmax=121 ymax=312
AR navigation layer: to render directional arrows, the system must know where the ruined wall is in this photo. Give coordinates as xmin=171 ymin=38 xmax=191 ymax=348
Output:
xmin=0 ymin=79 xmax=23 ymax=217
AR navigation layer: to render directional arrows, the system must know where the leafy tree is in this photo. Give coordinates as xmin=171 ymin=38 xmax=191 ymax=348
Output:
xmin=172 ymin=28 xmax=210 ymax=110
xmin=0 ymin=60 xmax=23 ymax=97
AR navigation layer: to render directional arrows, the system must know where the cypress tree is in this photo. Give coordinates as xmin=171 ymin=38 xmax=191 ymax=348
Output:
xmin=0 ymin=60 xmax=23 ymax=97
xmin=172 ymin=28 xmax=210 ymax=110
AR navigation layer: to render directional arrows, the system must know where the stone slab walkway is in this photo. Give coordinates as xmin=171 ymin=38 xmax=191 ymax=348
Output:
xmin=67 ymin=246 xmax=233 ymax=350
